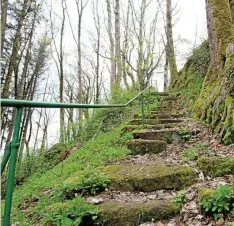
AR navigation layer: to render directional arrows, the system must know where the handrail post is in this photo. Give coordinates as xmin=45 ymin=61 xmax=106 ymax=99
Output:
xmin=1 ymin=142 xmax=11 ymax=174
xmin=141 ymin=94 xmax=145 ymax=127
xmin=3 ymin=107 xmax=23 ymax=226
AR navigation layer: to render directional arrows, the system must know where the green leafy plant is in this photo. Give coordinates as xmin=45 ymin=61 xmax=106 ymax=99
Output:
xmin=120 ymin=132 xmax=134 ymax=144
xmin=201 ymin=182 xmax=234 ymax=220
xmin=180 ymin=142 xmax=209 ymax=163
xmin=172 ymin=190 xmax=186 ymax=206
xmin=194 ymin=142 xmax=209 ymax=154
xmin=64 ymin=169 xmax=110 ymax=195
xmin=44 ymin=197 xmax=98 ymax=226
xmin=180 ymin=148 xmax=198 ymax=163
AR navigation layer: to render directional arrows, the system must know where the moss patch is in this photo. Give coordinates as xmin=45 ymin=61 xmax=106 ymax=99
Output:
xmin=97 ymin=200 xmax=179 ymax=226
xmin=197 ymin=188 xmax=215 ymax=204
xmin=101 ymin=163 xmax=197 ymax=192
xmin=126 ymin=139 xmax=167 ymax=155
xmin=121 ymin=124 xmax=179 ymax=133
xmin=197 ymin=157 xmax=234 ymax=177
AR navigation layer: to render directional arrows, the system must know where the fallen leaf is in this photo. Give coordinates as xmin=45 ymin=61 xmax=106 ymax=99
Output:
xmin=216 ymin=218 xmax=224 ymax=226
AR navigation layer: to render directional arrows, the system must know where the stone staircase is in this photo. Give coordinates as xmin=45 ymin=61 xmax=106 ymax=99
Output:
xmin=96 ymin=93 xmax=198 ymax=225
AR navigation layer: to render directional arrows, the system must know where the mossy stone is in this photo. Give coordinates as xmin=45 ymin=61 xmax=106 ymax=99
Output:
xmin=197 ymin=157 xmax=234 ymax=177
xmin=150 ymin=92 xmax=170 ymax=96
xmin=132 ymin=129 xmax=190 ymax=143
xmin=101 ymin=163 xmax=197 ymax=192
xmin=128 ymin=119 xmax=159 ymax=125
xmin=142 ymin=113 xmax=183 ymax=119
xmin=97 ymin=200 xmax=179 ymax=226
xmin=126 ymin=139 xmax=167 ymax=154
xmin=121 ymin=124 xmax=178 ymax=133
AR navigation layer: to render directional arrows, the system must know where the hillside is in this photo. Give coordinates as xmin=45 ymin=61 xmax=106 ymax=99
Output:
xmin=3 ymin=87 xmax=234 ymax=226
xmin=1 ymin=1 xmax=234 ymax=226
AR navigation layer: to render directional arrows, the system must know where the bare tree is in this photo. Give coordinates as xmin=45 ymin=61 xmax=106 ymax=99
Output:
xmin=92 ymin=0 xmax=102 ymax=103
xmin=115 ymin=0 xmax=122 ymax=86
xmin=65 ymin=0 xmax=88 ymax=122
xmin=1 ymin=0 xmax=8 ymax=55
xmin=166 ymin=0 xmax=178 ymax=87
xmin=106 ymin=0 xmax=116 ymax=90
xmin=49 ymin=0 xmax=66 ymax=143
xmin=124 ymin=0 xmax=164 ymax=89
xmin=2 ymin=0 xmax=32 ymax=99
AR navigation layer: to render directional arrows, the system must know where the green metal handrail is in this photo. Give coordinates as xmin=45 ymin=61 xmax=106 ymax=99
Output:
xmin=0 ymin=85 xmax=152 ymax=226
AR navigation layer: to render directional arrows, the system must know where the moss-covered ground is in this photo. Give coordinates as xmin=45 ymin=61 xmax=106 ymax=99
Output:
xmin=2 ymin=90 xmax=153 ymax=225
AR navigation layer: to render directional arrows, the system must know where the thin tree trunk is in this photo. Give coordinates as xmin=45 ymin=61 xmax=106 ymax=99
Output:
xmin=166 ymin=0 xmax=178 ymax=87
xmin=106 ymin=0 xmax=116 ymax=89
xmin=1 ymin=0 xmax=8 ymax=55
xmin=137 ymin=0 xmax=146 ymax=89
xmin=59 ymin=0 xmax=65 ymax=143
xmin=2 ymin=0 xmax=29 ymax=98
xmin=164 ymin=44 xmax=169 ymax=90
xmin=33 ymin=75 xmax=49 ymax=152
xmin=115 ymin=0 xmax=122 ymax=86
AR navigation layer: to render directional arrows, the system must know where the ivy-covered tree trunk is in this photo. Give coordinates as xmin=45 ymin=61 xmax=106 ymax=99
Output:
xmin=194 ymin=0 xmax=234 ymax=144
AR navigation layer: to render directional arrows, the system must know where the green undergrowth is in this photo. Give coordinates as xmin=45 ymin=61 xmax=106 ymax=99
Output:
xmin=180 ymin=142 xmax=209 ymax=163
xmin=43 ymin=197 xmax=98 ymax=226
xmin=7 ymin=128 xmax=131 ymax=225
xmin=3 ymin=89 xmax=158 ymax=225
xmin=200 ymin=181 xmax=234 ymax=221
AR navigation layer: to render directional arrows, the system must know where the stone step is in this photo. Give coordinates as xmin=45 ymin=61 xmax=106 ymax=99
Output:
xmin=158 ymin=103 xmax=176 ymax=108
xmin=97 ymin=199 xmax=179 ymax=226
xmin=150 ymin=92 xmax=170 ymax=96
xmin=144 ymin=113 xmax=184 ymax=119
xmin=102 ymin=163 xmax=197 ymax=192
xmin=121 ymin=123 xmax=179 ymax=133
xmin=126 ymin=139 xmax=167 ymax=154
xmin=159 ymin=96 xmax=177 ymax=101
xmin=128 ymin=118 xmax=184 ymax=125
xmin=197 ymin=157 xmax=234 ymax=177
xmin=132 ymin=129 xmax=190 ymax=143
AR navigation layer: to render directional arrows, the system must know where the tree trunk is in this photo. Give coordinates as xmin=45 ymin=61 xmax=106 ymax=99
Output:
xmin=1 ymin=0 xmax=8 ymax=56
xmin=137 ymin=0 xmax=146 ymax=89
xmin=106 ymin=0 xmax=116 ymax=89
xmin=164 ymin=52 xmax=169 ymax=91
xmin=115 ymin=0 xmax=122 ymax=86
xmin=194 ymin=0 xmax=234 ymax=144
xmin=166 ymin=0 xmax=178 ymax=87
xmin=59 ymin=0 xmax=65 ymax=143
xmin=2 ymin=0 xmax=29 ymax=98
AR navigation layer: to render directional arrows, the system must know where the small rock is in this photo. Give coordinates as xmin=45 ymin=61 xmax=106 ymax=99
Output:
xmin=148 ymin=194 xmax=157 ymax=200
xmin=185 ymin=191 xmax=196 ymax=201
xmin=87 ymin=197 xmax=103 ymax=204
xmin=199 ymin=172 xmax=205 ymax=182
